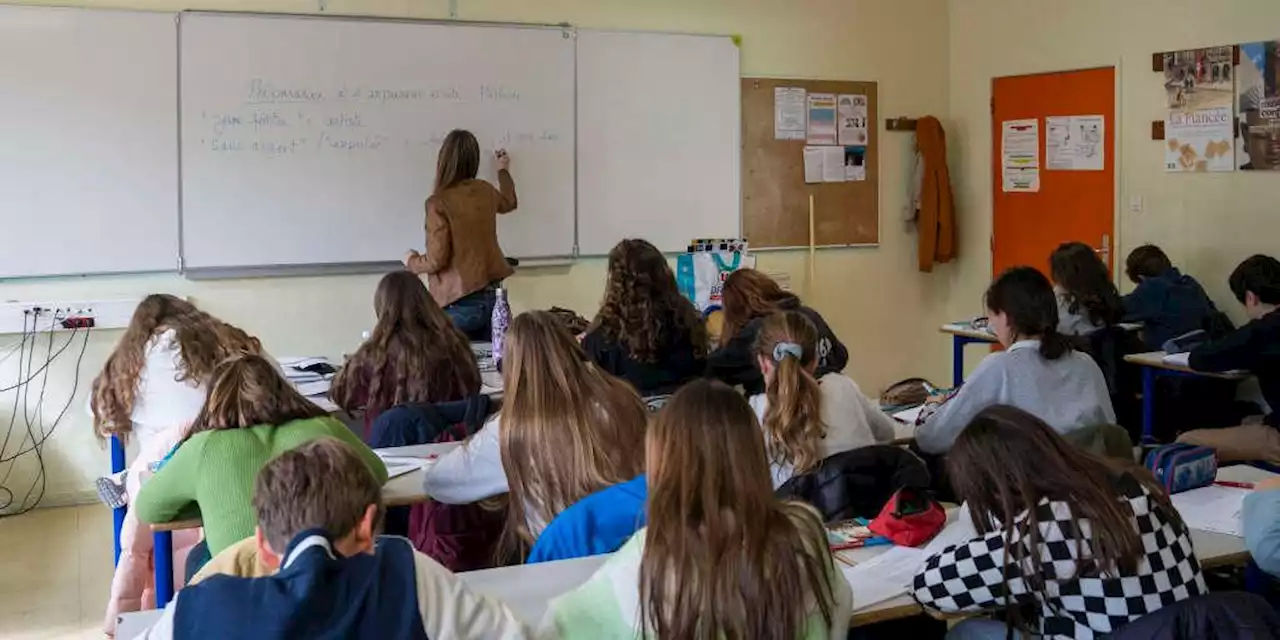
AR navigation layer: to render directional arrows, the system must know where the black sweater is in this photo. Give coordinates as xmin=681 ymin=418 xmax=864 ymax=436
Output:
xmin=1189 ymin=309 xmax=1280 ymax=427
xmin=582 ymin=322 xmax=706 ymax=398
xmin=706 ymin=300 xmax=848 ymax=395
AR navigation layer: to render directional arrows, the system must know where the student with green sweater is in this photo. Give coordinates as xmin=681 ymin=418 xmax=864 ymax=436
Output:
xmin=135 ymin=354 xmax=386 ymax=576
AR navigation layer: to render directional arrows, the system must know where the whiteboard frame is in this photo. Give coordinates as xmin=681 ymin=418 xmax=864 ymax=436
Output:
xmin=175 ymin=11 xmax=579 ymax=278
xmin=572 ymin=27 xmax=743 ymax=257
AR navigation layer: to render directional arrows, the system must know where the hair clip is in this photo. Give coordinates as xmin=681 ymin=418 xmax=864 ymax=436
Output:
xmin=772 ymin=342 xmax=803 ymax=362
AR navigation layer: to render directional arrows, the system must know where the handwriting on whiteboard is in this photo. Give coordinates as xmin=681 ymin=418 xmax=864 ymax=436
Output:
xmin=198 ymin=79 xmax=556 ymax=159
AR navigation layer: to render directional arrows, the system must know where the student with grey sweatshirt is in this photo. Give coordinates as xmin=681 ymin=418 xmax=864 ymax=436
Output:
xmin=916 ymin=267 xmax=1115 ymax=454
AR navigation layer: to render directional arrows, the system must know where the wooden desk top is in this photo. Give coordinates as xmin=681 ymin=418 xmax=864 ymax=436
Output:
xmin=939 ymin=323 xmax=999 ymax=342
xmin=1123 ymin=351 xmax=1251 ymax=380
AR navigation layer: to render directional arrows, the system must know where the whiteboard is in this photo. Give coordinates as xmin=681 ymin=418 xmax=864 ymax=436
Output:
xmin=0 ymin=6 xmax=179 ymax=278
xmin=179 ymin=14 xmax=576 ymax=270
xmin=577 ymin=30 xmax=740 ymax=255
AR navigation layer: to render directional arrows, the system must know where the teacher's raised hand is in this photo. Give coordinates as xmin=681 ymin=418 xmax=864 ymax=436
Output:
xmin=495 ymin=148 xmax=510 ymax=171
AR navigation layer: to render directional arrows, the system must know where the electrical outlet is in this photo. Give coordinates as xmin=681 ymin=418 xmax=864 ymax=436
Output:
xmin=0 ymin=299 xmax=142 ymax=335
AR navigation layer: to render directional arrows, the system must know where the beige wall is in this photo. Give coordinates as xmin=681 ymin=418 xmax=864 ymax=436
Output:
xmin=947 ymin=0 xmax=1280 ymax=328
xmin=3 ymin=0 xmax=952 ymax=506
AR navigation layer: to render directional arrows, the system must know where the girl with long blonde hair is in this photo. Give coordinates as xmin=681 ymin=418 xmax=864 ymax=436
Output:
xmin=544 ymin=379 xmax=852 ymax=639
xmin=423 ymin=310 xmax=648 ymax=555
xmin=750 ymin=311 xmax=897 ymax=487
xmin=708 ymin=269 xmax=848 ymax=394
xmin=330 ymin=270 xmax=481 ymax=431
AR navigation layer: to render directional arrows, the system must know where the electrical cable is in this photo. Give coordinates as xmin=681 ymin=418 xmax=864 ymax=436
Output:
xmin=0 ymin=317 xmax=92 ymax=516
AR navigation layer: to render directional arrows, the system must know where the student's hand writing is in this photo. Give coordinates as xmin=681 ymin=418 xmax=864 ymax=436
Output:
xmin=1256 ymin=477 xmax=1280 ymax=492
xmin=495 ymin=148 xmax=510 ymax=171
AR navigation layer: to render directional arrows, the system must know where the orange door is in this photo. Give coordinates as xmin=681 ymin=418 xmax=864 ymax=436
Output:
xmin=992 ymin=68 xmax=1115 ymax=277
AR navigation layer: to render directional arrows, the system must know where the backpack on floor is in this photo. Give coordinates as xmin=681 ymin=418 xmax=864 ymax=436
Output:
xmin=1143 ymin=443 xmax=1217 ymax=494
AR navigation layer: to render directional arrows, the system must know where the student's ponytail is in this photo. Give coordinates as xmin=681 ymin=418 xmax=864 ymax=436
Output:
xmin=754 ymin=312 xmax=826 ymax=475
xmin=1039 ymin=326 xmax=1071 ymax=360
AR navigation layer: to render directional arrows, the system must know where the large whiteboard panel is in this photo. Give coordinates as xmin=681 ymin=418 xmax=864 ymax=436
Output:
xmin=179 ymin=14 xmax=575 ymax=270
xmin=0 ymin=6 xmax=178 ymax=278
xmin=577 ymin=30 xmax=740 ymax=255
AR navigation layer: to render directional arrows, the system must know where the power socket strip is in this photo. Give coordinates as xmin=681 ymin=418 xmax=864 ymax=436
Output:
xmin=0 ymin=299 xmax=142 ymax=335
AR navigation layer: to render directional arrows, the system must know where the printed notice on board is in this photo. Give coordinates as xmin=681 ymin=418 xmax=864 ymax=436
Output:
xmin=1001 ymin=119 xmax=1040 ymax=192
xmin=837 ymin=94 xmax=869 ymax=146
xmin=807 ymin=93 xmax=838 ymax=145
xmin=1046 ymin=115 xmax=1105 ymax=171
xmin=844 ymin=146 xmax=866 ymax=181
xmin=803 ymin=146 xmax=825 ymax=183
xmin=774 ymin=87 xmax=807 ymax=141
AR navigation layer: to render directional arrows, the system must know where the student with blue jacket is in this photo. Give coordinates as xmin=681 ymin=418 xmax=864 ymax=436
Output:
xmin=1244 ymin=477 xmax=1280 ymax=578
xmin=527 ymin=475 xmax=647 ymax=563
xmin=137 ymin=438 xmax=528 ymax=639
xmin=1122 ymin=244 xmax=1224 ymax=350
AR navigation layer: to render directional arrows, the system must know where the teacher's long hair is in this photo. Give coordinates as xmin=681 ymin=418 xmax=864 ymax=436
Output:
xmin=641 ymin=379 xmax=837 ymax=640
xmin=434 ymin=129 xmax=481 ymax=194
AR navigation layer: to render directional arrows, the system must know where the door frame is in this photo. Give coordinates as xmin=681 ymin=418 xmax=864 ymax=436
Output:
xmin=989 ymin=62 xmax=1124 ymax=281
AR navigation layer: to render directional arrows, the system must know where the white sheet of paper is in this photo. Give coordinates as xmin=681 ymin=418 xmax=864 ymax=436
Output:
xmin=892 ymin=405 xmax=924 ymax=424
xmin=1070 ymin=115 xmax=1105 ymax=170
xmin=822 ymin=146 xmax=846 ymax=182
xmin=774 ymin=86 xmax=807 ymax=141
xmin=1045 ymin=116 xmax=1073 ymax=170
xmin=1170 ymin=485 xmax=1249 ymax=536
xmin=803 ymin=146 xmax=824 ymax=183
xmin=841 ymin=545 xmax=930 ymax=610
xmin=922 ymin=504 xmax=978 ymax=557
xmin=1001 ymin=119 xmax=1040 ymax=192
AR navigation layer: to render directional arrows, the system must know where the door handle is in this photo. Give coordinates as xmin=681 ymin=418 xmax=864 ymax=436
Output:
xmin=1094 ymin=234 xmax=1111 ymax=266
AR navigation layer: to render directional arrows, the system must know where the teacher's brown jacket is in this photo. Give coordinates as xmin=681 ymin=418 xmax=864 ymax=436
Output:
xmin=408 ymin=170 xmax=517 ymax=307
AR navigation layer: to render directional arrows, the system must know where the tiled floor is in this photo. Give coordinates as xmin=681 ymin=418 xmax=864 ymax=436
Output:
xmin=0 ymin=505 xmax=113 ymax=639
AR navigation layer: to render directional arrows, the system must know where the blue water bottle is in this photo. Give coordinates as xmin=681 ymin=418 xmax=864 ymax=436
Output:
xmin=491 ymin=287 xmax=511 ymax=371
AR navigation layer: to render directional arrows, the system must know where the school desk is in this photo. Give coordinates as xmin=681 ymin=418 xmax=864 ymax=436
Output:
xmin=1122 ymin=351 xmax=1251 ymax=444
xmin=144 ymin=442 xmax=459 ymax=608
xmin=939 ymin=323 xmax=999 ymax=387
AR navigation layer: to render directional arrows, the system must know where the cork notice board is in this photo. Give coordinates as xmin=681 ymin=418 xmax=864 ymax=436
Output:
xmin=742 ymin=78 xmax=879 ymax=248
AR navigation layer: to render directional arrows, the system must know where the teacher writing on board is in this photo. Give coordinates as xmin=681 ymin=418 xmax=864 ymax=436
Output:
xmin=406 ymin=129 xmax=517 ymax=339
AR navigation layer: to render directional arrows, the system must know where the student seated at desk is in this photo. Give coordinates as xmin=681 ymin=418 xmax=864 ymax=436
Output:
xmin=1122 ymin=244 xmax=1226 ymax=350
xmin=1050 ymin=241 xmax=1123 ymax=336
xmin=915 ymin=267 xmax=1114 ymax=454
xmin=330 ymin=270 xmax=481 ymax=432
xmin=1179 ymin=255 xmax=1280 ymax=463
xmin=749 ymin=310 xmax=897 ymax=488
xmin=137 ymin=437 xmax=527 ymax=639
xmin=582 ymin=238 xmax=708 ymax=397
xmin=708 ymin=269 xmax=848 ymax=395
xmin=1243 ymin=476 xmax=1280 ymax=579
xmin=422 ymin=310 xmax=647 ymax=555
xmin=542 ymin=379 xmax=852 ymax=639
xmin=92 ymin=295 xmax=263 ymax=635
xmin=913 ymin=405 xmax=1205 ymax=639
xmin=134 ymin=355 xmax=387 ymax=578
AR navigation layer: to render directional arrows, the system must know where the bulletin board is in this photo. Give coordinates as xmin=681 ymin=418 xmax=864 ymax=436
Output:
xmin=741 ymin=78 xmax=880 ymax=248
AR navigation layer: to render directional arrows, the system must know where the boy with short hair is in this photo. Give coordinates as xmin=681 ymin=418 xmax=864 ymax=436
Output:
xmin=1122 ymin=244 xmax=1225 ymax=350
xmin=137 ymin=437 xmax=528 ymax=639
xmin=1180 ymin=254 xmax=1280 ymax=462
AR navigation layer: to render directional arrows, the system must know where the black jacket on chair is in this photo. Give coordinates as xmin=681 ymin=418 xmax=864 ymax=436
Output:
xmin=367 ymin=395 xmax=493 ymax=449
xmin=1110 ymin=592 xmax=1280 ymax=640
xmin=775 ymin=445 xmax=930 ymax=523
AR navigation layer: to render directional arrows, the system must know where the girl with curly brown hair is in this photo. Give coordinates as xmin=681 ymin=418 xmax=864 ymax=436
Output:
xmin=583 ymin=238 xmax=708 ymax=396
xmin=329 ymin=271 xmax=481 ymax=431
xmin=708 ymin=269 xmax=848 ymax=395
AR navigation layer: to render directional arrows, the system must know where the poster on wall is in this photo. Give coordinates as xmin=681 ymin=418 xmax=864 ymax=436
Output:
xmin=1163 ymin=46 xmax=1235 ymax=172
xmin=1238 ymin=41 xmax=1280 ymax=170
xmin=837 ymin=94 xmax=869 ymax=146
xmin=1001 ymin=119 xmax=1040 ymax=192
xmin=806 ymin=93 xmax=838 ymax=145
